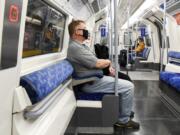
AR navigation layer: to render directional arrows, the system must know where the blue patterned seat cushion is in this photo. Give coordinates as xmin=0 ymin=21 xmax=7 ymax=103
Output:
xmin=20 ymin=60 xmax=73 ymax=104
xmin=72 ymin=70 xmax=108 ymax=101
xmin=168 ymin=51 xmax=180 ymax=59
xmin=142 ymin=48 xmax=148 ymax=58
xmin=169 ymin=77 xmax=180 ymax=92
xmin=160 ymin=71 xmax=180 ymax=84
xmin=74 ymin=84 xmax=113 ymax=101
xmin=75 ymin=91 xmax=113 ymax=101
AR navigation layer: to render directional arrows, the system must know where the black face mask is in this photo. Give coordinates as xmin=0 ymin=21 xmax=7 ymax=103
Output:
xmin=82 ymin=29 xmax=89 ymax=39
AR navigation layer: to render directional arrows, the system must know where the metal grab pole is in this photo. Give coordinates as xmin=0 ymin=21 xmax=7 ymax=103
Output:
xmin=161 ymin=0 xmax=167 ymax=71
xmin=113 ymin=0 xmax=118 ymax=96
xmin=108 ymin=0 xmax=113 ymax=60
xmin=126 ymin=3 xmax=130 ymax=75
xmin=111 ymin=0 xmax=114 ymax=62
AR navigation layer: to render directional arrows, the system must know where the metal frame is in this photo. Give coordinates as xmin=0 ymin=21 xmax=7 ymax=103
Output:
xmin=113 ymin=0 xmax=119 ymax=96
xmin=110 ymin=0 xmax=114 ymax=62
xmin=161 ymin=0 xmax=167 ymax=71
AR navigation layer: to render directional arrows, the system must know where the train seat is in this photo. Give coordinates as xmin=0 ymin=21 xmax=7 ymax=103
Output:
xmin=136 ymin=47 xmax=151 ymax=60
xmin=168 ymin=51 xmax=180 ymax=66
xmin=160 ymin=51 xmax=180 ymax=92
xmin=72 ymin=71 xmax=116 ymax=102
xmin=20 ymin=60 xmax=74 ymax=104
xmin=72 ymin=70 xmax=106 ymax=101
xmin=71 ymin=71 xmax=119 ymax=130
xmin=160 ymin=72 xmax=180 ymax=84
xmin=169 ymin=77 xmax=180 ymax=92
xmin=19 ymin=59 xmax=118 ymax=134
xmin=14 ymin=60 xmax=76 ymax=135
xmin=160 ymin=72 xmax=180 ymax=92
xmin=168 ymin=51 xmax=180 ymax=59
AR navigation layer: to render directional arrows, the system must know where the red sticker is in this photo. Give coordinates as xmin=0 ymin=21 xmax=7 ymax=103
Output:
xmin=9 ymin=5 xmax=19 ymax=23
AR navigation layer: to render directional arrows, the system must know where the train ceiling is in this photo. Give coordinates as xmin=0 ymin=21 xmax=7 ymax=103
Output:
xmin=52 ymin=0 xmax=166 ymax=26
xmin=117 ymin=0 xmax=144 ymax=27
xmin=52 ymin=0 xmax=109 ymax=20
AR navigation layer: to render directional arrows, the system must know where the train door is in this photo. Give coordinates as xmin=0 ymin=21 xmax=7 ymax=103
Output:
xmin=0 ymin=0 xmax=25 ymax=135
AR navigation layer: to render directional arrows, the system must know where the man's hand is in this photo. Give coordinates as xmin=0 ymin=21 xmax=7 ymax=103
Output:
xmin=109 ymin=66 xmax=115 ymax=76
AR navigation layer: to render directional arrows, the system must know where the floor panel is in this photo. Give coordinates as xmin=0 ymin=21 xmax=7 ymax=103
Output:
xmin=121 ymin=71 xmax=159 ymax=81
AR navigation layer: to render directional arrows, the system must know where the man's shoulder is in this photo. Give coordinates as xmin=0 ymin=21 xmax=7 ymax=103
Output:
xmin=68 ymin=40 xmax=84 ymax=59
xmin=69 ymin=40 xmax=81 ymax=50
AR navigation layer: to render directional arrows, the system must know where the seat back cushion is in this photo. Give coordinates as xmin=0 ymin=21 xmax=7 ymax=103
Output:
xmin=20 ymin=60 xmax=73 ymax=104
xmin=144 ymin=48 xmax=150 ymax=59
xmin=141 ymin=48 xmax=147 ymax=57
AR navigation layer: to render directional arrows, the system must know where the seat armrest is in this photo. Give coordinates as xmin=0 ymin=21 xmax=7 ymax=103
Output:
xmin=72 ymin=70 xmax=103 ymax=86
xmin=72 ymin=77 xmax=100 ymax=86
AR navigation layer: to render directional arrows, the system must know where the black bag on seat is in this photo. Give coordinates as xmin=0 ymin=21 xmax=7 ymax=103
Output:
xmin=94 ymin=44 xmax=110 ymax=75
xmin=119 ymin=49 xmax=127 ymax=67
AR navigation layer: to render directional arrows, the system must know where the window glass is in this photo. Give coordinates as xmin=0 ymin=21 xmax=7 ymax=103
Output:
xmin=23 ymin=0 xmax=66 ymax=58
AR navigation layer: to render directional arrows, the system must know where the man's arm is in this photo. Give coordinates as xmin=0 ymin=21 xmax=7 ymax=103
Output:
xmin=95 ymin=59 xmax=111 ymax=69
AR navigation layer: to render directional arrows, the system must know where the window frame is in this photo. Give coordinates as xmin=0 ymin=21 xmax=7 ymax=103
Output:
xmin=21 ymin=0 xmax=72 ymax=76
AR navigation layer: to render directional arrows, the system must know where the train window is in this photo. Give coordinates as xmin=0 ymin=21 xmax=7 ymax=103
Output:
xmin=23 ymin=0 xmax=66 ymax=58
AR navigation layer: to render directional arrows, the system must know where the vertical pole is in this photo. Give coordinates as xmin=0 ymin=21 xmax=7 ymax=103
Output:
xmin=108 ymin=0 xmax=112 ymax=60
xmin=135 ymin=23 xmax=138 ymax=59
xmin=131 ymin=25 xmax=133 ymax=63
xmin=110 ymin=0 xmax=114 ymax=61
xmin=126 ymin=3 xmax=130 ymax=74
xmin=161 ymin=0 xmax=167 ymax=71
xmin=113 ymin=0 xmax=118 ymax=96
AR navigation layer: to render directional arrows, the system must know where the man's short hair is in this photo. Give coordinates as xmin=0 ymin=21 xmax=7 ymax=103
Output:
xmin=68 ymin=20 xmax=85 ymax=37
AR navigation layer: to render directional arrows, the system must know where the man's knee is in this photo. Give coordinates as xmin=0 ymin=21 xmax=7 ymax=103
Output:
xmin=126 ymin=81 xmax=134 ymax=95
xmin=128 ymin=81 xmax=134 ymax=90
xmin=117 ymin=79 xmax=134 ymax=93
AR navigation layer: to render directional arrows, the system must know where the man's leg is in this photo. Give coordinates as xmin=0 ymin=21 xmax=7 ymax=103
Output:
xmin=118 ymin=72 xmax=132 ymax=82
xmin=81 ymin=76 xmax=134 ymax=123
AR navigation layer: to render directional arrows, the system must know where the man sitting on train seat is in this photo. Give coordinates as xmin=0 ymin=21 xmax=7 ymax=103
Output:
xmin=67 ymin=20 xmax=140 ymax=130
xmin=135 ymin=37 xmax=145 ymax=54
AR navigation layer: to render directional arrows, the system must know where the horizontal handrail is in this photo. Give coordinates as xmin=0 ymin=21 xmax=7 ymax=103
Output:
xmin=23 ymin=79 xmax=72 ymax=120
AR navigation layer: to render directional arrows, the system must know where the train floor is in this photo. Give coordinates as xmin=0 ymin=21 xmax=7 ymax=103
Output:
xmin=78 ymin=80 xmax=180 ymax=135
